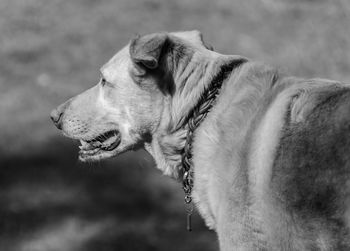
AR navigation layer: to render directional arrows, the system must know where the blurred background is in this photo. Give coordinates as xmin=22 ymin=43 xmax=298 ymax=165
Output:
xmin=0 ymin=0 xmax=350 ymax=250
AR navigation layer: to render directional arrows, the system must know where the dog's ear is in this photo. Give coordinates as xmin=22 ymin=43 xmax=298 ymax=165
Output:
xmin=196 ymin=30 xmax=214 ymax=51
xmin=129 ymin=33 xmax=168 ymax=72
xmin=171 ymin=30 xmax=214 ymax=51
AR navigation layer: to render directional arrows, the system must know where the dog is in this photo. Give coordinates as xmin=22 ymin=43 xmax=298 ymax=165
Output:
xmin=51 ymin=30 xmax=350 ymax=250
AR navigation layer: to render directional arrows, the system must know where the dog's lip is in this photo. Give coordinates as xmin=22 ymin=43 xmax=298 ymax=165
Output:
xmin=78 ymin=130 xmax=121 ymax=157
xmin=85 ymin=130 xmax=120 ymax=144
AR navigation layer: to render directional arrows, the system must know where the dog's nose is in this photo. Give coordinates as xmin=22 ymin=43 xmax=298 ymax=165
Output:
xmin=51 ymin=99 xmax=72 ymax=130
xmin=50 ymin=108 xmax=63 ymax=130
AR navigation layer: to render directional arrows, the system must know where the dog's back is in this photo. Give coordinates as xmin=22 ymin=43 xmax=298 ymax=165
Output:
xmin=194 ymin=61 xmax=350 ymax=250
xmin=272 ymin=88 xmax=350 ymax=250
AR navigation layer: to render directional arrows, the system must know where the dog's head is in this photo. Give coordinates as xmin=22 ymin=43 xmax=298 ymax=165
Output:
xmin=50 ymin=30 xmax=215 ymax=162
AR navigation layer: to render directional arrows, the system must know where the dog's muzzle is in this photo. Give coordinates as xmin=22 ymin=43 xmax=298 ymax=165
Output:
xmin=79 ymin=130 xmax=121 ymax=158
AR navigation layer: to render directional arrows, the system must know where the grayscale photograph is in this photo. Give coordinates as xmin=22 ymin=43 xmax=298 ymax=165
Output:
xmin=1 ymin=0 xmax=350 ymax=250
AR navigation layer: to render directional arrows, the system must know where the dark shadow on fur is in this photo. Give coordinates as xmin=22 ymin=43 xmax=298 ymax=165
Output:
xmin=272 ymin=89 xmax=350 ymax=249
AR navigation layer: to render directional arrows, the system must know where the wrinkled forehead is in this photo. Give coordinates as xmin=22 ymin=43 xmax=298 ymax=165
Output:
xmin=100 ymin=45 xmax=131 ymax=81
xmin=100 ymin=31 xmax=206 ymax=81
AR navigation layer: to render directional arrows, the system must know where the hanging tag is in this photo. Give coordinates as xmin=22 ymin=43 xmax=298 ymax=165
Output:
xmin=186 ymin=202 xmax=194 ymax=232
xmin=187 ymin=211 xmax=192 ymax=231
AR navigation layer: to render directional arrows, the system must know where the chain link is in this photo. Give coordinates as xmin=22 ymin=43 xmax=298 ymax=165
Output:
xmin=181 ymin=61 xmax=242 ymax=202
xmin=180 ymin=60 xmax=245 ymax=231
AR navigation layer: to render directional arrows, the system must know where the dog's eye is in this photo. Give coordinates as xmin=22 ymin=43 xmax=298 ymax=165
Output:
xmin=101 ymin=78 xmax=106 ymax=86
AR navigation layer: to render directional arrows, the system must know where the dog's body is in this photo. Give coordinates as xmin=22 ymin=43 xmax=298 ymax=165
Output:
xmin=51 ymin=31 xmax=350 ymax=250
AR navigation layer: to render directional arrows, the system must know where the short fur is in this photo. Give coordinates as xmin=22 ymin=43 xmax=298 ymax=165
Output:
xmin=51 ymin=30 xmax=350 ymax=250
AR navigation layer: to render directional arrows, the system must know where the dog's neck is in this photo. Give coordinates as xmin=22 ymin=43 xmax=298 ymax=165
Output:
xmin=144 ymin=50 xmax=246 ymax=178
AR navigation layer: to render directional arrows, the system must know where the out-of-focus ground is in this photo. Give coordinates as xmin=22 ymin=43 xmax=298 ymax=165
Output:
xmin=0 ymin=0 xmax=350 ymax=250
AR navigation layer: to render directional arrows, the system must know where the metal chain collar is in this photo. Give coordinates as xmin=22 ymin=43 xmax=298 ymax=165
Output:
xmin=180 ymin=60 xmax=243 ymax=231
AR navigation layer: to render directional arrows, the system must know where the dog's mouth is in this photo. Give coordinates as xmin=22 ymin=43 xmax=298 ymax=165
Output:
xmin=78 ymin=130 xmax=121 ymax=160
